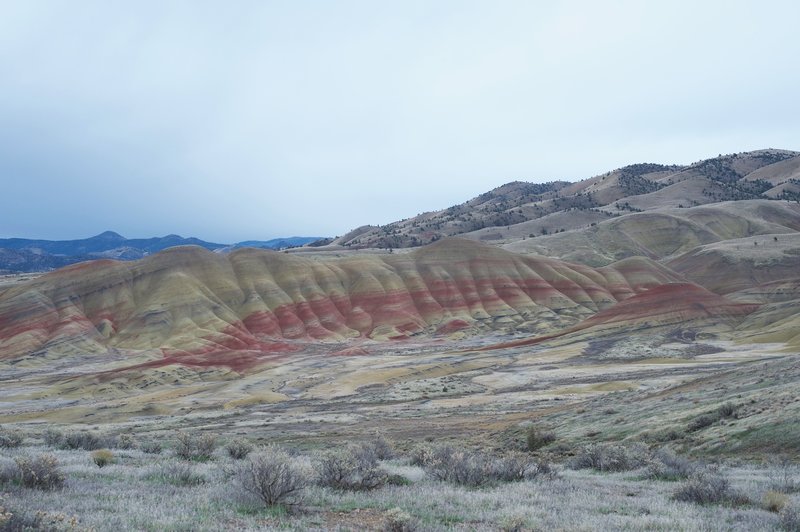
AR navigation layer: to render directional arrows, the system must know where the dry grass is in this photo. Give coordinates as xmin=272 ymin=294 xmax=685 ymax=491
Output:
xmin=0 ymin=442 xmax=790 ymax=531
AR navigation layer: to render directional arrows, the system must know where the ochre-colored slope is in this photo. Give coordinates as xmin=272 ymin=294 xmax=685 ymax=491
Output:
xmin=0 ymin=238 xmax=686 ymax=368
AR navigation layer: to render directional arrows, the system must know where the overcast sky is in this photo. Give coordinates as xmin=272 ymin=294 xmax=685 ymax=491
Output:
xmin=1 ymin=1 xmax=799 ymax=242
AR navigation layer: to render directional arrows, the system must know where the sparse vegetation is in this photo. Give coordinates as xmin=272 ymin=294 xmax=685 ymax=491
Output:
xmin=0 ymin=428 xmax=23 ymax=449
xmin=146 ymin=461 xmax=206 ymax=486
xmin=569 ymin=443 xmax=649 ymax=472
xmin=61 ymin=431 xmax=103 ymax=451
xmin=384 ymin=507 xmax=417 ymax=532
xmin=317 ymin=444 xmax=387 ymax=491
xmin=14 ymin=454 xmax=65 ymax=490
xmin=672 ymin=469 xmax=748 ymax=506
xmin=140 ymin=440 xmax=163 ymax=454
xmin=225 ymin=438 xmax=253 ymax=460
xmin=234 ymin=446 xmax=307 ymax=506
xmin=91 ymin=449 xmax=115 ymax=468
xmin=525 ymin=427 xmax=556 ymax=451
xmin=175 ymin=431 xmax=216 ymax=461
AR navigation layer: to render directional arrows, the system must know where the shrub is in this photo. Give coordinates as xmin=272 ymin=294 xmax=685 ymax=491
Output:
xmin=61 ymin=431 xmax=103 ymax=450
xmin=369 ymin=433 xmax=395 ymax=460
xmin=149 ymin=461 xmax=206 ymax=486
xmin=318 ymin=444 xmax=387 ymax=491
xmin=116 ymin=434 xmax=136 ymax=450
xmin=717 ymin=402 xmax=738 ymax=418
xmin=687 ymin=414 xmax=718 ymax=432
xmin=672 ymin=469 xmax=748 ymax=506
xmin=384 ymin=507 xmax=416 ymax=532
xmin=569 ymin=443 xmax=649 ymax=472
xmin=140 ymin=441 xmax=163 ymax=454
xmin=409 ymin=445 xmax=434 ymax=467
xmin=781 ymin=504 xmax=800 ymax=532
xmin=235 ymin=446 xmax=307 ymax=506
xmin=0 ymin=496 xmax=10 ymax=528
xmin=424 ymin=446 xmax=539 ymax=487
xmin=768 ymin=457 xmax=799 ymax=493
xmin=645 ymin=448 xmax=698 ymax=480
xmin=499 ymin=515 xmax=527 ymax=532
xmin=226 ymin=439 xmax=253 ymax=460
xmin=0 ymin=428 xmax=23 ymax=449
xmin=91 ymin=449 xmax=115 ymax=468
xmin=42 ymin=428 xmax=64 ymax=447
xmin=175 ymin=432 xmax=216 ymax=461
xmin=0 ymin=457 xmax=19 ymax=486
xmin=14 ymin=454 xmax=65 ymax=490
xmin=526 ymin=427 xmax=556 ymax=451
xmin=764 ymin=490 xmax=790 ymax=513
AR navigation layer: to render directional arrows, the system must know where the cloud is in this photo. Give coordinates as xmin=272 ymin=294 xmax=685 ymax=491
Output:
xmin=1 ymin=1 xmax=798 ymax=242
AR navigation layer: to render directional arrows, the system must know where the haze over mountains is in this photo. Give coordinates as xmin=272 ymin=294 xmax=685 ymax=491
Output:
xmin=0 ymin=232 xmax=323 ymax=273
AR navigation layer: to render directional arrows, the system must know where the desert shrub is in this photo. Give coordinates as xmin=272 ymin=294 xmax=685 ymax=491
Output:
xmin=317 ymin=444 xmax=387 ymax=491
xmin=768 ymin=457 xmax=800 ymax=493
xmin=499 ymin=515 xmax=527 ymax=532
xmin=384 ymin=507 xmax=416 ymax=532
xmin=140 ymin=441 xmax=163 ymax=454
xmin=0 ymin=458 xmax=19 ymax=487
xmin=0 ymin=496 xmax=10 ymax=528
xmin=369 ymin=433 xmax=395 ymax=460
xmin=149 ymin=461 xmax=206 ymax=486
xmin=234 ymin=446 xmax=307 ymax=506
xmin=645 ymin=448 xmax=699 ymax=480
xmin=116 ymin=434 xmax=136 ymax=450
xmin=526 ymin=427 xmax=556 ymax=451
xmin=717 ymin=402 xmax=738 ymax=418
xmin=61 ymin=431 xmax=103 ymax=451
xmin=42 ymin=428 xmax=64 ymax=447
xmin=14 ymin=454 xmax=65 ymax=490
xmin=226 ymin=439 xmax=253 ymax=460
xmin=569 ymin=443 xmax=649 ymax=472
xmin=781 ymin=504 xmax=800 ymax=531
xmin=0 ymin=428 xmax=23 ymax=449
xmin=409 ymin=445 xmax=434 ymax=467
xmin=424 ymin=446 xmax=539 ymax=487
xmin=672 ymin=469 xmax=748 ymax=506
xmin=91 ymin=449 xmax=115 ymax=468
xmin=687 ymin=414 xmax=718 ymax=432
xmin=764 ymin=490 xmax=789 ymax=513
xmin=175 ymin=432 xmax=216 ymax=461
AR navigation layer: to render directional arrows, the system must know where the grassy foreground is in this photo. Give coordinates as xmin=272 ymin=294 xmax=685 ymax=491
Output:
xmin=1 ymin=429 xmax=799 ymax=531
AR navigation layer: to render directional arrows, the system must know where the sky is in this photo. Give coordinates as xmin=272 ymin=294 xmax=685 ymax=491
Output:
xmin=1 ymin=1 xmax=799 ymax=243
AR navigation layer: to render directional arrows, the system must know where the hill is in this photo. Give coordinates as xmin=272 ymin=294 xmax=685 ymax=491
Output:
xmin=322 ymin=149 xmax=799 ymax=250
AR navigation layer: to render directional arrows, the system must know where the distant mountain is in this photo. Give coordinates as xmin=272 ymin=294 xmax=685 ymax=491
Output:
xmin=231 ymin=237 xmax=324 ymax=250
xmin=0 ymin=232 xmax=325 ymax=273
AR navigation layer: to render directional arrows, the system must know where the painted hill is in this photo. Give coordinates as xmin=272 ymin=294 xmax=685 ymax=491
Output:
xmin=0 ymin=238 xmax=702 ymax=368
